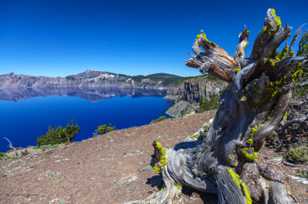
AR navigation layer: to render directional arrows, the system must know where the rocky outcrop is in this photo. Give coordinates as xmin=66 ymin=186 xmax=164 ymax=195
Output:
xmin=166 ymin=100 xmax=196 ymax=118
xmin=165 ymin=76 xmax=227 ymax=117
xmin=168 ymin=76 xmax=226 ymax=105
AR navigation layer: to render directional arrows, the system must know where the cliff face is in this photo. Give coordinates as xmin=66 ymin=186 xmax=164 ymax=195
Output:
xmin=0 ymin=70 xmax=184 ymax=91
xmin=168 ymin=76 xmax=227 ymax=104
xmin=0 ymin=71 xmax=188 ymax=101
xmin=165 ymin=76 xmax=227 ymax=117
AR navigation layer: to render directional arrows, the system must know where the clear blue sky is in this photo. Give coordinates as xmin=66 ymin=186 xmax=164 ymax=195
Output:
xmin=0 ymin=0 xmax=307 ymax=77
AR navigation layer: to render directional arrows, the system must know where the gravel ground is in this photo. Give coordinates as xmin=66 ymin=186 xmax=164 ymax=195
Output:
xmin=0 ymin=112 xmax=214 ymax=204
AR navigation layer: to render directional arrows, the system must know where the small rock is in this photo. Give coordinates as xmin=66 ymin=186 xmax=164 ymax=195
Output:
xmin=123 ymin=150 xmax=143 ymax=158
xmin=117 ymin=175 xmax=138 ymax=186
xmin=49 ymin=198 xmax=65 ymax=204
xmin=288 ymin=175 xmax=308 ymax=185
xmin=269 ymin=156 xmax=283 ymax=164
xmin=141 ymin=165 xmax=153 ymax=172
xmin=45 ymin=170 xmax=62 ymax=180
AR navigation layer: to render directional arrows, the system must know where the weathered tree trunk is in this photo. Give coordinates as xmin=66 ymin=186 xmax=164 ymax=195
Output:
xmin=127 ymin=9 xmax=307 ymax=204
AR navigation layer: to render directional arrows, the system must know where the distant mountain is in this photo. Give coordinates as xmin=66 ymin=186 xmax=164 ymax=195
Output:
xmin=0 ymin=70 xmax=227 ymax=108
xmin=0 ymin=70 xmax=186 ymax=90
xmin=0 ymin=70 xmax=190 ymax=101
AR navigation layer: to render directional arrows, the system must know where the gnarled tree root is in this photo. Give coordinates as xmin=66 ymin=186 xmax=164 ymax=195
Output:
xmin=126 ymin=8 xmax=307 ymax=204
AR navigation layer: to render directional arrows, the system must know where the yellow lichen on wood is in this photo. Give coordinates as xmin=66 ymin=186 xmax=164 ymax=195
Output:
xmin=233 ymin=66 xmax=241 ymax=73
xmin=246 ymin=125 xmax=258 ymax=145
xmin=152 ymin=140 xmax=168 ymax=173
xmin=240 ymin=147 xmax=258 ymax=162
xmin=226 ymin=154 xmax=239 ymax=167
xmin=227 ymin=168 xmax=253 ymax=204
xmin=175 ymin=183 xmax=182 ymax=190
xmin=276 ymin=45 xmax=290 ymax=60
xmin=263 ymin=8 xmax=282 ymax=34
xmin=292 ymin=62 xmax=304 ymax=82
xmin=283 ymin=111 xmax=288 ymax=121
xmin=270 ymin=8 xmax=282 ymax=29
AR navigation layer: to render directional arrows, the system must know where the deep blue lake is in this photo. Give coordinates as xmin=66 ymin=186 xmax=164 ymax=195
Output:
xmin=0 ymin=95 xmax=171 ymax=152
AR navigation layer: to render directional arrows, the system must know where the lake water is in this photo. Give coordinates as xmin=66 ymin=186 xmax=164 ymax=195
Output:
xmin=0 ymin=94 xmax=171 ymax=152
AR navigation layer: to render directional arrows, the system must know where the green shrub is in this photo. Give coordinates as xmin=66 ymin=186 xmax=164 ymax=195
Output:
xmin=95 ymin=124 xmax=114 ymax=135
xmin=296 ymin=170 xmax=308 ymax=179
xmin=199 ymin=95 xmax=219 ymax=112
xmin=37 ymin=144 xmax=60 ymax=151
xmin=286 ymin=146 xmax=308 ymax=164
xmin=37 ymin=123 xmax=80 ymax=146
xmin=0 ymin=152 xmax=6 ymax=160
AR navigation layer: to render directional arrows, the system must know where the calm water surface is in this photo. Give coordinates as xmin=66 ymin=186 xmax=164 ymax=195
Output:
xmin=0 ymin=95 xmax=171 ymax=152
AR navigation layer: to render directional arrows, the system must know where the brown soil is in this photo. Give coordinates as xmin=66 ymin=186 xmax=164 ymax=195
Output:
xmin=0 ymin=112 xmax=214 ymax=204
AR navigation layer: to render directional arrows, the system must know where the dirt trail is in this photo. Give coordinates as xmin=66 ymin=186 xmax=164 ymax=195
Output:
xmin=0 ymin=112 xmax=214 ymax=204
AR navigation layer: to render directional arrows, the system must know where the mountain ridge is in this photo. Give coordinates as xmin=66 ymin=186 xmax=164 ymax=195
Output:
xmin=0 ymin=70 xmax=186 ymax=90
xmin=0 ymin=70 xmax=186 ymax=80
xmin=0 ymin=70 xmax=228 ymax=110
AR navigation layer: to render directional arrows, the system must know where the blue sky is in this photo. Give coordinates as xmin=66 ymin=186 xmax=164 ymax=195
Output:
xmin=0 ymin=0 xmax=307 ymax=77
